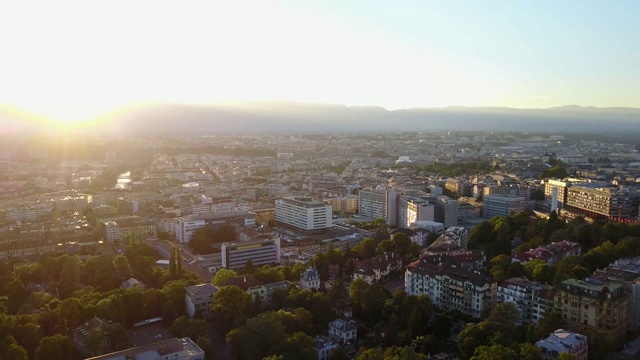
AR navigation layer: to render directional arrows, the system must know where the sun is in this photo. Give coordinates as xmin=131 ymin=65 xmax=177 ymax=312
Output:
xmin=6 ymin=101 xmax=117 ymax=130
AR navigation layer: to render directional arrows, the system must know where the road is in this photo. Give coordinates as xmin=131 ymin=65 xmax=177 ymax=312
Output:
xmin=153 ymin=239 xmax=214 ymax=282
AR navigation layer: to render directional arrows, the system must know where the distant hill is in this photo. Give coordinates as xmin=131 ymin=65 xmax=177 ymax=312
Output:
xmin=1 ymin=102 xmax=639 ymax=136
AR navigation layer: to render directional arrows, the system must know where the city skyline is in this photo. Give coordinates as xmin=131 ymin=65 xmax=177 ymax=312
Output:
xmin=1 ymin=0 xmax=639 ymax=127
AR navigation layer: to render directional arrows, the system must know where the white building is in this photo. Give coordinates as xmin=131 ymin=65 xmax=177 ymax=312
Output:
xmin=86 ymin=337 xmax=204 ymax=360
xmin=328 ymin=319 xmax=357 ymax=344
xmin=275 ymin=197 xmax=332 ymax=232
xmin=358 ymin=189 xmax=397 ymax=226
xmin=221 ymin=238 xmax=281 ymax=270
xmin=536 ymin=329 xmax=588 ymax=360
xmin=176 ymin=218 xmax=206 ymax=243
xmin=185 ymin=283 xmax=218 ymax=318
xmin=397 ymin=196 xmax=434 ymax=229
xmin=483 ymin=195 xmax=526 ymax=217
xmin=300 ymin=267 xmax=321 ymax=290
xmin=314 ymin=335 xmax=339 ymax=360
xmin=405 ymin=261 xmax=496 ymax=319
xmin=497 ymin=277 xmax=555 ymax=324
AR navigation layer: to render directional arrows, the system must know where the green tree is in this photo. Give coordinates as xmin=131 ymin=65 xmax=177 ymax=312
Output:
xmin=113 ymin=255 xmax=133 ymax=281
xmin=557 ymin=353 xmax=578 ymax=360
xmin=536 ymin=311 xmax=563 ymax=339
xmin=226 ymin=312 xmax=286 ymax=360
xmin=212 ymin=268 xmax=238 ymax=286
xmin=354 ymin=237 xmax=377 ymax=258
xmin=244 ymin=259 xmax=256 ymax=275
xmin=327 ymin=279 xmax=349 ymax=315
xmin=519 ymin=343 xmax=542 ymax=360
xmin=4 ymin=278 xmax=28 ymax=314
xmin=211 ymin=285 xmax=252 ymax=331
xmin=196 ymin=336 xmax=216 ymax=360
xmin=34 ymin=334 xmax=75 ymax=360
xmin=470 ymin=344 xmax=518 ymax=360
xmin=169 ymin=247 xmax=178 ymax=278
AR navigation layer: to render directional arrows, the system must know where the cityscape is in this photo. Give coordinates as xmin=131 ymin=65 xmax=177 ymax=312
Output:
xmin=1 ymin=1 xmax=640 ymax=360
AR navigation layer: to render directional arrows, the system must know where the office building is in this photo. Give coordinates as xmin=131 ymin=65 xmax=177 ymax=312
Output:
xmin=175 ymin=218 xmax=206 ymax=243
xmin=536 ymin=329 xmax=588 ymax=360
xmin=275 ymin=197 xmax=332 ymax=233
xmin=86 ymin=337 xmax=204 ymax=360
xmin=175 ymin=211 xmax=256 ymax=243
xmin=497 ymin=277 xmax=555 ymax=324
xmin=554 ymin=278 xmax=629 ymax=343
xmin=358 ymin=189 xmax=397 ymax=226
xmin=405 ymin=261 xmax=496 ymax=319
xmin=483 ymin=195 xmax=526 ymax=217
xmin=397 ymin=195 xmax=434 ymax=229
xmin=544 ymin=179 xmax=571 ymax=210
xmin=433 ymin=195 xmax=459 ymax=227
xmin=221 ymin=238 xmax=280 ymax=270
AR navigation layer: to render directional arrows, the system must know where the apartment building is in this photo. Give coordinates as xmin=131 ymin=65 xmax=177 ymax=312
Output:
xmin=358 ymin=189 xmax=397 ymax=225
xmin=554 ymin=278 xmax=629 ymax=343
xmin=275 ymin=197 xmax=332 ymax=232
xmin=405 ymin=262 xmax=496 ymax=319
xmin=185 ymin=283 xmax=218 ymax=318
xmin=512 ymin=240 xmax=581 ymax=265
xmin=536 ymin=329 xmax=588 ymax=360
xmin=483 ymin=195 xmax=526 ymax=217
xmin=326 ymin=195 xmax=358 ymax=214
xmin=565 ymin=184 xmax=640 ymax=222
xmin=221 ymin=238 xmax=280 ymax=270
xmin=4 ymin=202 xmax=54 ymax=221
xmin=544 ymin=179 xmax=571 ymax=210
xmin=98 ymin=216 xmax=157 ymax=244
xmin=592 ymin=257 xmax=640 ymax=331
xmin=498 ymin=277 xmax=555 ymax=324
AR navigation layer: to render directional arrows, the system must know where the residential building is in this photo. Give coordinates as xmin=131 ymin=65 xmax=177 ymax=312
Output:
xmin=275 ymin=197 xmax=332 ymax=233
xmin=591 ymin=257 xmax=640 ymax=331
xmin=352 ymin=252 xmax=402 ymax=284
xmin=497 ymin=277 xmax=555 ymax=324
xmin=328 ymin=319 xmax=357 ymax=344
xmin=247 ymin=280 xmax=292 ymax=304
xmin=554 ymin=278 xmax=629 ymax=343
xmin=565 ymin=184 xmax=640 ymax=222
xmin=423 ymin=227 xmax=468 ymax=255
xmin=483 ymin=195 xmax=526 ymax=217
xmin=397 ymin=195 xmax=434 ymax=229
xmin=512 ymin=240 xmax=581 ymax=265
xmin=405 ymin=262 xmax=496 ymax=319
xmin=86 ymin=337 xmax=204 ymax=360
xmin=536 ymin=329 xmax=588 ymax=360
xmin=4 ymin=202 xmax=54 ymax=221
xmin=221 ymin=238 xmax=280 ymax=270
xmin=73 ymin=317 xmax=118 ymax=357
xmin=300 ymin=267 xmax=321 ymax=290
xmin=185 ymin=283 xmax=218 ymax=318
xmin=314 ymin=335 xmax=339 ymax=360
xmin=98 ymin=216 xmax=157 ymax=244
xmin=326 ymin=196 xmax=358 ymax=214
xmin=358 ymin=189 xmax=397 ymax=226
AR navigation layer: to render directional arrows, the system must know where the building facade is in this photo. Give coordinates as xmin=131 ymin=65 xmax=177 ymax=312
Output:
xmin=405 ymin=262 xmax=496 ymax=319
xmin=483 ymin=195 xmax=526 ymax=218
xmin=554 ymin=278 xmax=629 ymax=343
xmin=536 ymin=329 xmax=588 ymax=360
xmin=221 ymin=238 xmax=281 ymax=270
xmin=275 ymin=197 xmax=332 ymax=232
xmin=498 ymin=277 xmax=555 ymax=324
xmin=185 ymin=283 xmax=218 ymax=318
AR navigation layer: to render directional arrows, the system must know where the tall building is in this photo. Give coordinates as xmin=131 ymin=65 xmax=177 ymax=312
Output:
xmin=405 ymin=261 xmax=496 ymax=319
xmin=358 ymin=189 xmax=397 ymax=225
xmin=433 ymin=195 xmax=459 ymax=227
xmin=498 ymin=277 xmax=555 ymax=324
xmin=544 ymin=179 xmax=571 ymax=210
xmin=86 ymin=337 xmax=204 ymax=360
xmin=554 ymin=278 xmax=629 ymax=343
xmin=483 ymin=195 xmax=526 ymax=217
xmin=565 ymin=184 xmax=640 ymax=222
xmin=275 ymin=197 xmax=332 ymax=233
xmin=221 ymin=238 xmax=281 ymax=270
xmin=396 ymin=195 xmax=434 ymax=229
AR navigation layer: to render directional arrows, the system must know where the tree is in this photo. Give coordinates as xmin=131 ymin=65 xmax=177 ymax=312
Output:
xmin=58 ymin=256 xmax=81 ymax=299
xmin=244 ymin=259 xmax=256 ymax=275
xmin=34 ymin=334 xmax=75 ymax=360
xmin=470 ymin=344 xmax=518 ymax=360
xmin=196 ymin=336 xmax=216 ymax=360
xmin=557 ymin=353 xmax=578 ymax=360
xmin=327 ymin=280 xmax=349 ymax=314
xmin=354 ymin=237 xmax=377 ymax=258
xmin=524 ymin=259 xmax=555 ymax=284
xmin=349 ymin=278 xmax=369 ymax=310
xmin=169 ymin=247 xmax=178 ymax=278
xmin=392 ymin=233 xmax=413 ymax=257
xmin=212 ymin=268 xmax=237 ymax=286
xmin=211 ymin=285 xmax=252 ymax=331
xmin=113 ymin=255 xmax=133 ymax=281
xmin=4 ymin=278 xmax=28 ymax=314
xmin=226 ymin=312 xmax=286 ymax=360
xmin=519 ymin=343 xmax=542 ymax=360
xmin=85 ymin=328 xmax=106 ymax=356
xmin=273 ymin=331 xmax=316 ymax=360
xmin=536 ymin=311 xmax=563 ymax=339
xmin=530 ymin=189 xmax=545 ymax=201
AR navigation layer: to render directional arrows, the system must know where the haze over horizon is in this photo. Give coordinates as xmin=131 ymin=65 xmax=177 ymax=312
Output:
xmin=1 ymin=0 xmax=639 ymax=127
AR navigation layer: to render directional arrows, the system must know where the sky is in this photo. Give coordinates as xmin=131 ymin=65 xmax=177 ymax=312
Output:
xmin=1 ymin=0 xmax=639 ymax=124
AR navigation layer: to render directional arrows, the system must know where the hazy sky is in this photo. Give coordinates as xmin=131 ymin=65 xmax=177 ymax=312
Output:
xmin=1 ymin=0 xmax=639 ymax=123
